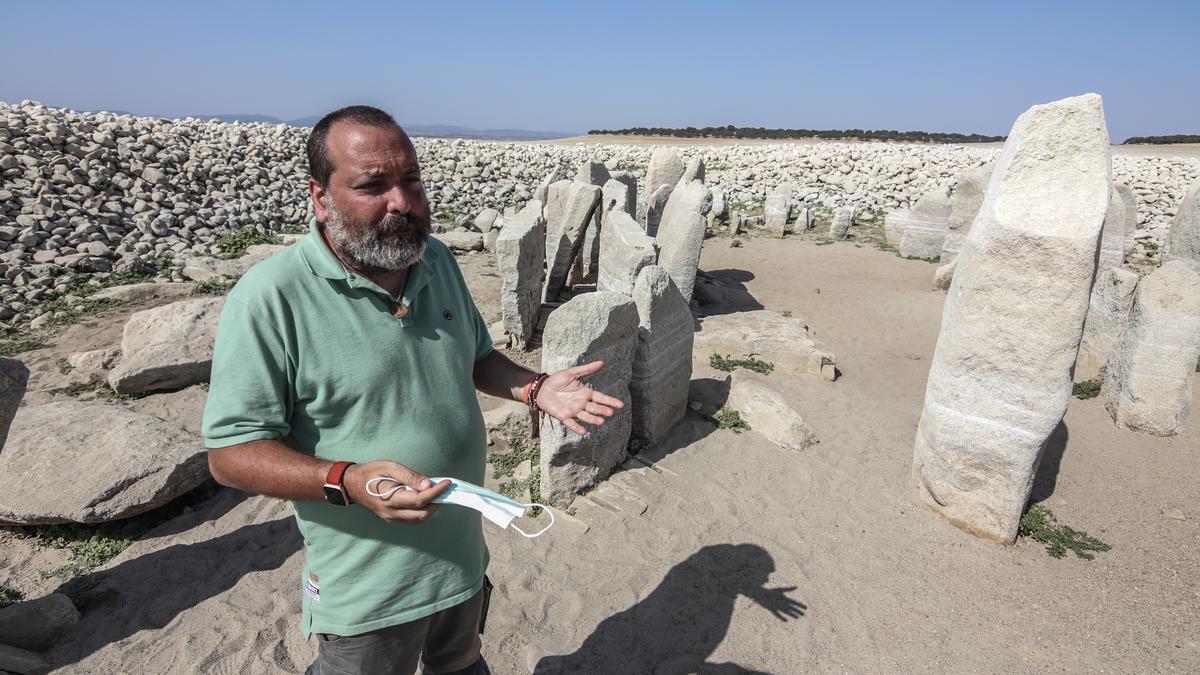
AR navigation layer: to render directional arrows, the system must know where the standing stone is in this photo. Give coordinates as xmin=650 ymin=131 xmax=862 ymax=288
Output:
xmin=884 ymin=210 xmax=910 ymax=248
xmin=534 ymin=168 xmax=564 ymax=203
xmin=543 ymin=182 xmax=601 ymax=301
xmin=1114 ymin=182 xmax=1138 ymax=262
xmin=597 ymin=211 xmax=657 ymax=296
xmin=1163 ymin=181 xmax=1200 ymax=272
xmin=707 ymin=188 xmax=729 ymax=231
xmin=1097 ymin=187 xmax=1130 ymax=270
xmin=540 ymin=292 xmax=637 ymax=505
xmin=898 ymin=184 xmax=953 ymax=259
xmin=912 ymin=93 xmax=1111 ymax=544
xmin=609 ymin=171 xmax=638 ymax=217
xmin=656 ymin=180 xmax=713 ymax=305
xmin=764 ymin=183 xmax=793 ymax=238
xmin=571 ymin=160 xmax=612 ymax=285
xmin=497 ymin=201 xmax=546 ymax=349
xmin=0 ymin=357 xmax=29 ymax=451
xmin=1103 ymin=261 xmax=1200 ymax=436
xmin=935 ymin=162 xmax=995 ymax=287
xmin=1075 ymin=267 xmax=1140 ymax=381
xmin=639 ymin=149 xmax=685 ymax=224
xmin=644 ymin=184 xmax=673 ymax=238
xmin=828 ymin=207 xmax=854 ymax=240
xmin=630 ymin=266 xmax=693 ymax=450
xmin=795 ymin=207 xmax=813 ymax=232
xmin=679 ymin=156 xmax=704 ymax=185
xmin=601 ymin=179 xmax=633 ymax=221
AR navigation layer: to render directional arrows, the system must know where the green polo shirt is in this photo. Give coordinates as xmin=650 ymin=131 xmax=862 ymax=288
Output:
xmin=202 ymin=221 xmax=493 ymax=637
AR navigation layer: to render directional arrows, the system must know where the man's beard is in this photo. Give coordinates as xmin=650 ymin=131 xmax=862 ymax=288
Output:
xmin=322 ymin=195 xmax=430 ymax=272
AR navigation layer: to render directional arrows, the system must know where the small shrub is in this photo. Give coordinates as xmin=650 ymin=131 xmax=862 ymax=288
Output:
xmin=0 ymin=586 xmax=24 ymax=609
xmin=730 ymin=239 xmax=744 ymax=248
xmin=711 ymin=408 xmax=749 ymax=433
xmin=1072 ymin=379 xmax=1101 ymax=399
xmin=194 ymin=277 xmax=240 ymax=295
xmin=214 ymin=228 xmax=280 ymax=259
xmin=709 ymin=353 xmax=774 ymax=375
xmin=781 ymin=310 xmax=793 ymax=318
xmin=1019 ymin=504 xmax=1111 ymax=560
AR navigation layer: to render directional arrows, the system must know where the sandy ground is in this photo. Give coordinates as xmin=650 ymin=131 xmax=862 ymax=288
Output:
xmin=2 ymin=235 xmax=1198 ymax=673
xmin=554 ymin=135 xmax=1200 ymax=159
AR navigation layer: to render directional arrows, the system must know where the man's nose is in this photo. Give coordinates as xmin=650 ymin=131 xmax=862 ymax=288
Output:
xmin=386 ymin=184 xmax=412 ymax=214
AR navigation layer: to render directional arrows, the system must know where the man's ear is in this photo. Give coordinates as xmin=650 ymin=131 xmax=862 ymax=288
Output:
xmin=309 ymin=178 xmax=329 ymax=223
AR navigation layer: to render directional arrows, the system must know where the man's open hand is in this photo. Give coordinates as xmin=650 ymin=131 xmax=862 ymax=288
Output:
xmin=344 ymin=461 xmax=451 ymax=523
xmin=536 ymin=360 xmax=625 ymax=435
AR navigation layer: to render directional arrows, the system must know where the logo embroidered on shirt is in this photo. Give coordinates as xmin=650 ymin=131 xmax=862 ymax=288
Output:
xmin=443 ymin=309 xmax=454 ymax=321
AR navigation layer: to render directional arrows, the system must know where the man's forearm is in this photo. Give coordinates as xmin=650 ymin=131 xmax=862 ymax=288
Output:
xmin=208 ymin=438 xmax=332 ymax=502
xmin=473 ymin=350 xmax=537 ymax=402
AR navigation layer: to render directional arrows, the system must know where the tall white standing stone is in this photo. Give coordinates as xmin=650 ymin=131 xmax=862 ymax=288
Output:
xmin=571 ymin=160 xmax=612 ymax=285
xmin=679 ymin=156 xmax=705 ymax=185
xmin=912 ymin=93 xmax=1112 ymax=544
xmin=496 ymin=201 xmax=546 ymax=349
xmin=934 ymin=162 xmax=994 ymax=288
xmin=655 ymin=180 xmax=713 ymax=305
xmin=540 ymin=292 xmax=637 ymax=505
xmin=828 ymin=207 xmax=854 ymax=240
xmin=764 ymin=183 xmax=793 ymax=238
xmin=630 ymin=266 xmax=693 ymax=450
xmin=1103 ymin=260 xmax=1200 ymax=436
xmin=1114 ymin=182 xmax=1138 ymax=262
xmin=543 ymin=182 xmax=601 ymax=301
xmin=639 ymin=148 xmax=685 ymax=224
xmin=1075 ymin=267 xmax=1139 ymax=382
xmin=898 ymin=184 xmax=953 ymax=259
xmin=597 ymin=211 xmax=657 ymax=296
xmin=644 ymin=184 xmax=673 ymax=238
xmin=1163 ymin=181 xmax=1200 ymax=272
xmin=607 ymin=172 xmax=638 ymax=218
xmin=1097 ymin=186 xmax=1131 ymax=270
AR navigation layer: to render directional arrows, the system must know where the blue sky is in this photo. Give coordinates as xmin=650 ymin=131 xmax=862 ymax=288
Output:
xmin=2 ymin=0 xmax=1196 ymax=141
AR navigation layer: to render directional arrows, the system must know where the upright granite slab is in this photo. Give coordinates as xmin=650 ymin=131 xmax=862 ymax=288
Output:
xmin=1098 ymin=186 xmax=1131 ymax=270
xmin=655 ymin=180 xmax=713 ymax=304
xmin=597 ymin=211 xmax=657 ymax=296
xmin=829 ymin=207 xmax=854 ymax=240
xmin=640 ymin=148 xmax=685 ymax=225
xmin=680 ymin=156 xmax=705 ymax=185
xmin=644 ymin=184 xmax=673 ymax=238
xmin=1075 ymin=267 xmax=1140 ymax=382
xmin=912 ymin=93 xmax=1111 ymax=544
xmin=602 ymin=178 xmax=635 ymax=220
xmin=497 ymin=200 xmax=546 ymax=349
xmin=0 ymin=357 xmax=29 ymax=451
xmin=540 ymin=292 xmax=637 ymax=505
xmin=1103 ymin=261 xmax=1200 ymax=436
xmin=571 ymin=160 xmax=612 ymax=285
xmin=934 ymin=162 xmax=994 ymax=287
xmin=1164 ymin=181 xmax=1200 ymax=272
xmin=108 ymin=296 xmax=225 ymax=394
xmin=543 ymin=181 xmax=601 ymax=301
xmin=898 ymin=184 xmax=952 ymax=259
xmin=764 ymin=183 xmax=793 ymax=237
xmin=609 ymin=171 xmax=638 ymax=217
xmin=1114 ymin=181 xmax=1138 ymax=262
xmin=630 ymin=266 xmax=693 ymax=450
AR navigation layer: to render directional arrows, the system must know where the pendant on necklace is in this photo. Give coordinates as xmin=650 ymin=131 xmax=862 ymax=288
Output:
xmin=393 ymin=302 xmax=410 ymax=318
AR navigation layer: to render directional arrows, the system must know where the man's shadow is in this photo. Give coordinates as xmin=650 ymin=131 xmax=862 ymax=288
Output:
xmin=534 ymin=544 xmax=805 ymax=674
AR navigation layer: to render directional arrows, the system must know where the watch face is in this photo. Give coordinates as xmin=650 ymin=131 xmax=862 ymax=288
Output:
xmin=323 ymin=484 xmax=349 ymax=506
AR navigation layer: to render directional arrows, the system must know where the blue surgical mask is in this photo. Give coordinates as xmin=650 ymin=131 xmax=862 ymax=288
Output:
xmin=366 ymin=476 xmax=554 ymax=538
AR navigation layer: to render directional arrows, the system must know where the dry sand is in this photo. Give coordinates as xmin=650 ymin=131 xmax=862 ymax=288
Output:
xmin=2 ymin=236 xmax=1198 ymax=673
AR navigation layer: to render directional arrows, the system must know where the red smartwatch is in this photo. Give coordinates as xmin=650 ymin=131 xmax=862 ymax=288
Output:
xmin=323 ymin=461 xmax=355 ymax=506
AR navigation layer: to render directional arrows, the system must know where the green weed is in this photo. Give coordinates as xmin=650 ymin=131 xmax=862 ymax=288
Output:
xmin=214 ymin=228 xmax=280 ymax=259
xmin=710 ymin=408 xmax=749 ymax=433
xmin=709 ymin=353 xmax=775 ymax=375
xmin=1072 ymin=379 xmax=1101 ymax=399
xmin=194 ymin=277 xmax=240 ymax=295
xmin=1019 ymin=504 xmax=1111 ymax=560
xmin=0 ymin=586 xmax=24 ymax=609
xmin=730 ymin=239 xmax=744 ymax=248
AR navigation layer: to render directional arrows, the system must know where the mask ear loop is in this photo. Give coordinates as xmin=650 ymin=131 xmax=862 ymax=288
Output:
xmin=510 ymin=504 xmax=555 ymax=538
xmin=366 ymin=476 xmax=410 ymax=499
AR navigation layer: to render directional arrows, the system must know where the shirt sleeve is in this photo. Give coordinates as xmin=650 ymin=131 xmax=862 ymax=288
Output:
xmin=469 ymin=296 xmax=494 ymax=362
xmin=202 ymin=294 xmax=294 ymax=448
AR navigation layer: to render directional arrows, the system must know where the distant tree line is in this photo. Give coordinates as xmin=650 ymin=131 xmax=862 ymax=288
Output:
xmin=1122 ymin=134 xmax=1200 ymax=145
xmin=587 ymin=125 xmax=1006 ymax=144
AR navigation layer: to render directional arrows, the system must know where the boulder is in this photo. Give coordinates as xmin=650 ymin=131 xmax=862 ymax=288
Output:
xmin=0 ymin=593 xmax=80 ymax=652
xmin=90 ymin=282 xmax=196 ymax=303
xmin=1104 ymin=261 xmax=1200 ymax=436
xmin=434 ymin=231 xmax=484 ymax=252
xmin=695 ymin=310 xmax=836 ymax=380
xmin=0 ymin=401 xmax=208 ymax=524
xmin=0 ymin=643 xmax=48 ymax=675
xmin=107 ymin=297 xmax=225 ymax=394
xmin=473 ymin=207 xmax=501 ymax=233
xmin=539 ymin=292 xmax=637 ymax=506
xmin=727 ymin=369 xmax=817 ymax=451
xmin=912 ymin=93 xmax=1111 ymax=544
xmin=898 ymin=184 xmax=952 ymax=259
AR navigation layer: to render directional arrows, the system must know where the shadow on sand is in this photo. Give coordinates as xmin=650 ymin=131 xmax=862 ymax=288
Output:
xmin=534 ymin=543 xmax=805 ymax=674
xmin=693 ymin=269 xmax=764 ymax=317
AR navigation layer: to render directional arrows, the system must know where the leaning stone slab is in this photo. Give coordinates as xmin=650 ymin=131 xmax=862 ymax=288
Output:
xmin=540 ymin=292 xmax=637 ymax=506
xmin=1104 ymin=260 xmax=1200 ymax=436
xmin=0 ymin=593 xmax=80 ymax=652
xmin=764 ymin=183 xmax=793 ymax=237
xmin=571 ymin=160 xmax=612 ymax=285
xmin=609 ymin=171 xmax=638 ymax=217
xmin=108 ymin=296 xmax=225 ymax=394
xmin=543 ymin=182 xmax=601 ymax=301
xmin=0 ymin=401 xmax=208 ymax=524
xmin=497 ymin=201 xmax=546 ymax=349
xmin=630 ymin=266 xmax=693 ymax=450
xmin=1164 ymin=181 xmax=1200 ymax=272
xmin=644 ymin=184 xmax=673 ymax=238
xmin=695 ymin=310 xmax=836 ymax=380
xmin=935 ymin=162 xmax=994 ymax=287
xmin=655 ymin=180 xmax=713 ymax=304
xmin=912 ymin=93 xmax=1111 ymax=544
xmin=0 ymin=357 xmax=29 ymax=451
xmin=597 ymin=211 xmax=657 ymax=296
xmin=1097 ymin=186 xmax=1131 ymax=270
xmin=898 ymin=184 xmax=952 ymax=259
xmin=828 ymin=207 xmax=854 ymax=240
xmin=727 ymin=369 xmax=817 ymax=451
xmin=1114 ymin=182 xmax=1137 ymax=262
xmin=1075 ymin=267 xmax=1139 ymax=381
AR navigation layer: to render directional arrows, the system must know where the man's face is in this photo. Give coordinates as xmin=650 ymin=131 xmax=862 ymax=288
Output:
xmin=309 ymin=121 xmax=431 ymax=272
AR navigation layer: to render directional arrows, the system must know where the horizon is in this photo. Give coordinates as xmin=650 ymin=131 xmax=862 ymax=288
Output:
xmin=2 ymin=0 xmax=1197 ymax=142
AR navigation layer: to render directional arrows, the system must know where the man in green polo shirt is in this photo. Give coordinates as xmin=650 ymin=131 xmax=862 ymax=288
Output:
xmin=202 ymin=105 xmax=623 ymax=675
